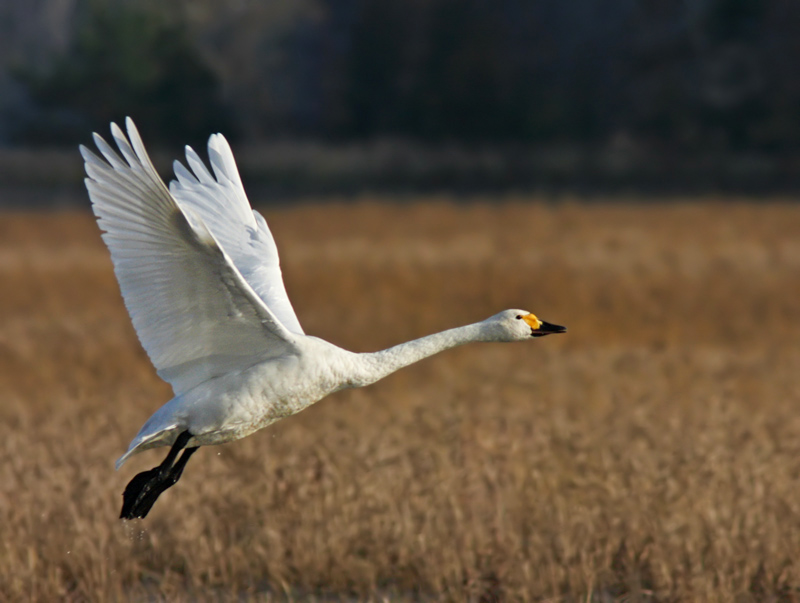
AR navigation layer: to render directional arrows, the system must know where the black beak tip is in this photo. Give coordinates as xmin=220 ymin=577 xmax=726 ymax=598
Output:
xmin=531 ymin=321 xmax=567 ymax=337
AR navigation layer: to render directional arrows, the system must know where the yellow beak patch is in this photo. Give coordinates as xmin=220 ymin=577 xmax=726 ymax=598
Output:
xmin=521 ymin=314 xmax=542 ymax=329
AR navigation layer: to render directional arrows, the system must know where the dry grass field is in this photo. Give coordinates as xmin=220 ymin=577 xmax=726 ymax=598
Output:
xmin=1 ymin=198 xmax=800 ymax=601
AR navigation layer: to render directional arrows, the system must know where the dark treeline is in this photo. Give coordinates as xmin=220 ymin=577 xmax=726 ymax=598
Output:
xmin=2 ymin=0 xmax=799 ymax=195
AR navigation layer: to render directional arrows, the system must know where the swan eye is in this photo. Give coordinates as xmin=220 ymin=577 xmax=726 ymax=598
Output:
xmin=515 ymin=315 xmax=522 ymax=320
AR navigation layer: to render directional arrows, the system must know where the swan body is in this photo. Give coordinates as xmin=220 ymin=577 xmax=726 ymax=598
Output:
xmin=81 ymin=118 xmax=565 ymax=518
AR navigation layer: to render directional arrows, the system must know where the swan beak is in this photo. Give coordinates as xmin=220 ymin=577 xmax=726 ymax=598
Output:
xmin=531 ymin=321 xmax=567 ymax=337
xmin=522 ymin=314 xmax=566 ymax=337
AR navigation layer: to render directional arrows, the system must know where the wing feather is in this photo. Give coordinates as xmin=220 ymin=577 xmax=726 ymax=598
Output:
xmin=169 ymin=133 xmax=305 ymax=334
xmin=83 ymin=118 xmax=299 ymax=395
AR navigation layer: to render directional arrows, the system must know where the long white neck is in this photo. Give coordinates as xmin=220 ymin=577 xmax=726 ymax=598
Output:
xmin=349 ymin=322 xmax=493 ymax=387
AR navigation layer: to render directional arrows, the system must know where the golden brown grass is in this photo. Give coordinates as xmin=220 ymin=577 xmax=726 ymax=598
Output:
xmin=1 ymin=198 xmax=800 ymax=601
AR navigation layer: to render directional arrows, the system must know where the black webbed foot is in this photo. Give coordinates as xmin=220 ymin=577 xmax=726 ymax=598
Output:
xmin=120 ymin=431 xmax=198 ymax=519
xmin=120 ymin=465 xmax=167 ymax=519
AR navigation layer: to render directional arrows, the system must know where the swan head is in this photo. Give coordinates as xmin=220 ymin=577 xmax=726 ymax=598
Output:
xmin=485 ymin=309 xmax=567 ymax=342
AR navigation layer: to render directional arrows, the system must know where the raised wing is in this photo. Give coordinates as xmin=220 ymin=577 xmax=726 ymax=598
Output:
xmin=169 ymin=134 xmax=304 ymax=335
xmin=82 ymin=118 xmax=300 ymax=395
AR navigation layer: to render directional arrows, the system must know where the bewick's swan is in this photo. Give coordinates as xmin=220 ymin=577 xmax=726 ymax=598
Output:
xmin=81 ymin=119 xmax=566 ymax=519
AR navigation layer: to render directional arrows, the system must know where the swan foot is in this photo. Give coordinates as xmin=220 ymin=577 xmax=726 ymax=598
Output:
xmin=120 ymin=430 xmax=198 ymax=519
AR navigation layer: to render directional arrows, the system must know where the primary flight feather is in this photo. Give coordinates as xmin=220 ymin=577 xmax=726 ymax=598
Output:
xmin=81 ymin=118 xmax=566 ymax=519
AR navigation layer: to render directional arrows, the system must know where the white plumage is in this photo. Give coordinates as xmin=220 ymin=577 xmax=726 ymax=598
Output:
xmin=81 ymin=118 xmax=565 ymax=518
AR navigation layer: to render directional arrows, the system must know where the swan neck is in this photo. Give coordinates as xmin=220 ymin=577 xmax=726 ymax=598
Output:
xmin=352 ymin=322 xmax=487 ymax=387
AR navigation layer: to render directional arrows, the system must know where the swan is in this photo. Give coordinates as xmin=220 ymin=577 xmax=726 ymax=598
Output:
xmin=81 ymin=118 xmax=566 ymax=519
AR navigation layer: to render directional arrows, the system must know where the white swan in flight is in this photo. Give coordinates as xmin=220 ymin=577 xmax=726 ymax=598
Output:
xmin=81 ymin=118 xmax=566 ymax=519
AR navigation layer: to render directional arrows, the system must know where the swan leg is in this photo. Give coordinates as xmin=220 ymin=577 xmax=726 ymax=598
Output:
xmin=120 ymin=430 xmax=198 ymax=519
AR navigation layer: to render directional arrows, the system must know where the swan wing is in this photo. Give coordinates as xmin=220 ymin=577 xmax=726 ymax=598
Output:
xmin=169 ymin=134 xmax=304 ymax=335
xmin=82 ymin=118 xmax=300 ymax=395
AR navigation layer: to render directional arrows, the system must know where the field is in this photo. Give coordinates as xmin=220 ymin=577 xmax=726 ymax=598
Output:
xmin=1 ymin=199 xmax=800 ymax=601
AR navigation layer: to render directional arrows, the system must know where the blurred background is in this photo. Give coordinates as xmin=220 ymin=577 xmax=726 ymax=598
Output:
xmin=1 ymin=0 xmax=800 ymax=204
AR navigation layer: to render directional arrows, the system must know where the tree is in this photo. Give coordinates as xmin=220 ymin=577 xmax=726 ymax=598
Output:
xmin=11 ymin=1 xmax=233 ymax=146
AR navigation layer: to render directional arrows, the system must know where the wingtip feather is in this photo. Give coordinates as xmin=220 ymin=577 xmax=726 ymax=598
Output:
xmin=111 ymin=121 xmax=125 ymax=141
